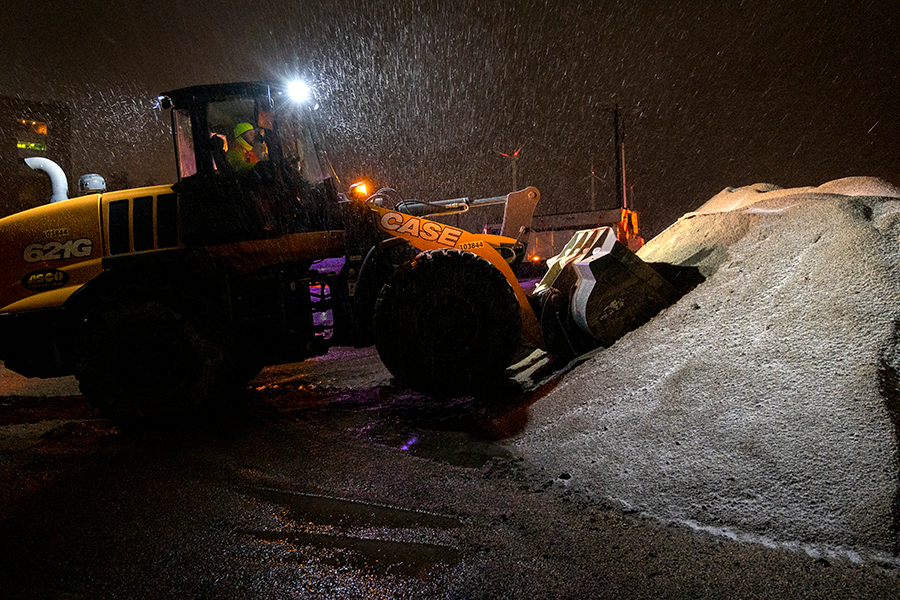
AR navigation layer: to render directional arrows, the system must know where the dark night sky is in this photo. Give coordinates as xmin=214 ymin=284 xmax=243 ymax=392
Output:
xmin=2 ymin=0 xmax=898 ymax=236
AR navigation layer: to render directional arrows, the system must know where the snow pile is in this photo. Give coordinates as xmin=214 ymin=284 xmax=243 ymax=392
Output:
xmin=692 ymin=176 xmax=900 ymax=215
xmin=513 ymin=177 xmax=900 ymax=562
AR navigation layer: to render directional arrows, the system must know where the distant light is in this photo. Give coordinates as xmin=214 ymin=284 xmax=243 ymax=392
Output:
xmin=18 ymin=141 xmax=47 ymax=151
xmin=18 ymin=119 xmax=47 ymax=135
xmin=287 ymin=80 xmax=310 ymax=102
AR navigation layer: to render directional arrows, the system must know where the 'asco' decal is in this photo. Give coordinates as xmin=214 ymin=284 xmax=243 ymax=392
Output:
xmin=21 ymin=269 xmax=70 ymax=291
xmin=23 ymin=238 xmax=93 ymax=263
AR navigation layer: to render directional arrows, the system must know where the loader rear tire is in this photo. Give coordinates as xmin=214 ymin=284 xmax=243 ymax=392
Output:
xmin=74 ymin=284 xmax=237 ymax=425
xmin=373 ymin=249 xmax=521 ymax=397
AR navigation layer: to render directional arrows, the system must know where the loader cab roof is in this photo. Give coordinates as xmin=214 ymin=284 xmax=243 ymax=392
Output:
xmin=159 ymin=82 xmax=277 ymax=109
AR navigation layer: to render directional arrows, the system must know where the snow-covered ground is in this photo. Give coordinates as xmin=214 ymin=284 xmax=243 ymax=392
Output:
xmin=0 ymin=368 xmax=79 ymax=397
xmin=513 ymin=177 xmax=900 ymax=564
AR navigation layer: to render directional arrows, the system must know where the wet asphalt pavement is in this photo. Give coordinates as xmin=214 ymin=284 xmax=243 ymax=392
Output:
xmin=1 ymin=348 xmax=899 ymax=599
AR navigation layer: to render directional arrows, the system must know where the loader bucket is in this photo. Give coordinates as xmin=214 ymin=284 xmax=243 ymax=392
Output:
xmin=570 ymin=231 xmax=680 ymax=346
xmin=534 ymin=227 xmax=617 ymax=295
xmin=534 ymin=226 xmax=686 ymax=355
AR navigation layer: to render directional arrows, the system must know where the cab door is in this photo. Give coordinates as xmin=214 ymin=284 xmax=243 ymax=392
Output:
xmin=173 ymin=94 xmax=292 ymax=246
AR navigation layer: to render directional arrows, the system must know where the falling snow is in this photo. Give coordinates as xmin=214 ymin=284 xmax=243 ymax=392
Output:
xmin=1 ymin=1 xmax=897 ymax=237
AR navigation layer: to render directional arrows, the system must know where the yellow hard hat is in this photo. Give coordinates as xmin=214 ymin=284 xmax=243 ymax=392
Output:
xmin=234 ymin=122 xmax=254 ymax=138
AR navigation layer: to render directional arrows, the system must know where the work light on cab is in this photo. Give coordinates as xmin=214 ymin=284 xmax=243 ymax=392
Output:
xmin=287 ymin=80 xmax=310 ymax=103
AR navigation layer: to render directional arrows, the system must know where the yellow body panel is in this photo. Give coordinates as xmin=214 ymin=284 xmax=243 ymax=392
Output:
xmin=0 ymin=195 xmax=104 ymax=312
xmin=1 ymin=274 xmax=95 ymax=312
xmin=99 ymin=185 xmax=174 ymax=202
xmin=0 ymin=185 xmax=180 ymax=313
xmin=98 ymin=185 xmax=178 ymax=255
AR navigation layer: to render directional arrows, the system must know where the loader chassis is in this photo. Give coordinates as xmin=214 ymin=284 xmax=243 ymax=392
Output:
xmin=0 ymin=81 xmax=691 ymax=422
xmin=0 ymin=82 xmax=545 ymax=421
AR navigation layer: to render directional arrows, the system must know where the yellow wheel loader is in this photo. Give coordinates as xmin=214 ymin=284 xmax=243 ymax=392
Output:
xmin=0 ymin=81 xmax=691 ymax=423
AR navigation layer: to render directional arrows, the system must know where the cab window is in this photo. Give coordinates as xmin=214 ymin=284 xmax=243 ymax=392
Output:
xmin=207 ymin=98 xmax=271 ymax=176
xmin=173 ymin=108 xmax=197 ymax=179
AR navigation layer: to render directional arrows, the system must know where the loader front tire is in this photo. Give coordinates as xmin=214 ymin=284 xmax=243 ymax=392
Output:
xmin=74 ymin=284 xmax=237 ymax=425
xmin=373 ymin=249 xmax=521 ymax=397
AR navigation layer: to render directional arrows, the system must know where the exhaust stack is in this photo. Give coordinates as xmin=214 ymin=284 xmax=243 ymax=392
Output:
xmin=22 ymin=157 xmax=69 ymax=203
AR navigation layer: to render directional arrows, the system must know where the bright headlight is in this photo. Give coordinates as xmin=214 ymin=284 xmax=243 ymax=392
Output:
xmin=287 ymin=80 xmax=311 ymax=102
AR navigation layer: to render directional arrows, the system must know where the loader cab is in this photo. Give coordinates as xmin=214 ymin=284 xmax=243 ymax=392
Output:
xmin=161 ymin=81 xmax=342 ymax=245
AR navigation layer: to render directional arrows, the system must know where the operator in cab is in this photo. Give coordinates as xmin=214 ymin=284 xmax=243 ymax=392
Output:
xmin=227 ymin=122 xmax=268 ymax=175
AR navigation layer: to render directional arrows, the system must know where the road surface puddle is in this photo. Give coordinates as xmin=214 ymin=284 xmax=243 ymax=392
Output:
xmin=243 ymin=488 xmax=463 ymax=578
xmin=369 ymin=428 xmax=513 ymax=468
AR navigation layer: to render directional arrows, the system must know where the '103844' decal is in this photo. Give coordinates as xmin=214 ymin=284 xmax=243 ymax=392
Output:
xmin=23 ymin=238 xmax=93 ymax=263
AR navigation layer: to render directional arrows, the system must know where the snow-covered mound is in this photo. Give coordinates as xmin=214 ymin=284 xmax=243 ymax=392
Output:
xmin=513 ymin=177 xmax=900 ymax=562
xmin=693 ymin=176 xmax=900 ymax=215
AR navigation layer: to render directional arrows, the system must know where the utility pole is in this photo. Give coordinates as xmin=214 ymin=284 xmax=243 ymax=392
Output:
xmin=607 ymin=103 xmax=643 ymax=211
xmin=612 ymin=104 xmax=627 ymax=210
